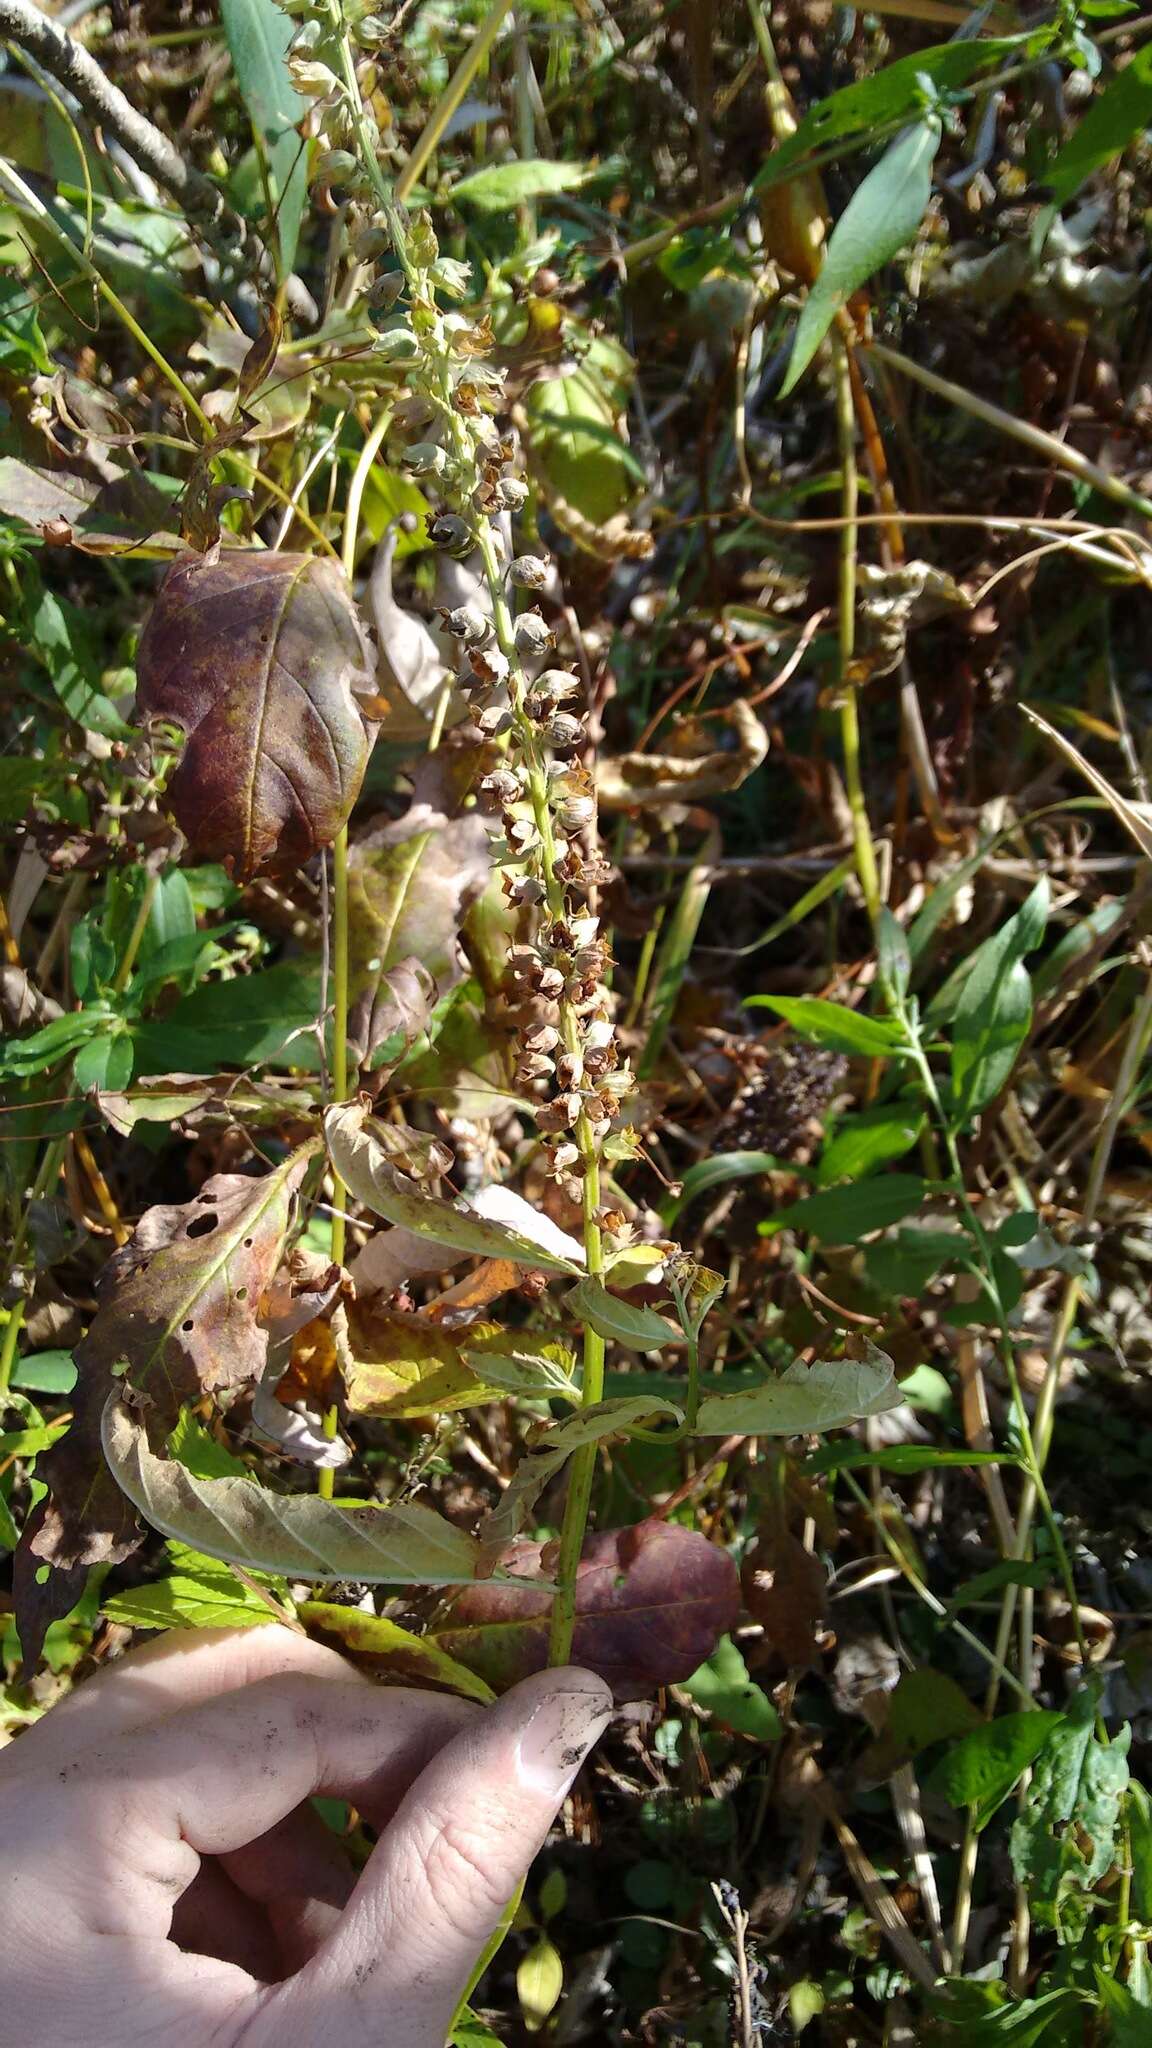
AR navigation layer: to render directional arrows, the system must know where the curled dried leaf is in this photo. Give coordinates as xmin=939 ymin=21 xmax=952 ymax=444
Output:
xmin=135 ymin=552 xmax=376 ymax=879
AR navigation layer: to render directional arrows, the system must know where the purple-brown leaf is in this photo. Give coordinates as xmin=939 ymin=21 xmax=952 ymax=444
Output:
xmin=135 ymin=551 xmax=376 ymax=879
xmin=432 ymin=1518 xmax=741 ymax=1698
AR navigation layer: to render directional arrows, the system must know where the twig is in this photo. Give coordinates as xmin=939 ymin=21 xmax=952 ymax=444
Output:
xmin=0 ymin=0 xmax=313 ymax=317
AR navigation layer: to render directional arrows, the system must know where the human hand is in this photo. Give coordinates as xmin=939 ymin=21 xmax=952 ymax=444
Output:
xmin=0 ymin=1623 xmax=611 ymax=2047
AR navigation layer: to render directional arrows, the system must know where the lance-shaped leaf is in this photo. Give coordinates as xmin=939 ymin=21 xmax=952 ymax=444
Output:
xmin=693 ymin=1349 xmax=900 ymax=1437
xmin=102 ymin=1397 xmax=481 ymax=1584
xmin=135 ymin=552 xmax=376 ymax=880
xmin=1009 ymin=1687 xmax=1131 ymax=1943
xmin=433 ymin=1519 xmax=740 ymax=1697
xmin=16 ymin=1147 xmax=315 ymax=1668
xmin=299 ymin=1601 xmax=495 ymax=1702
xmin=326 ymin=1101 xmax=584 ymax=1273
xmin=484 ymin=1397 xmax=681 ymax=1551
xmin=347 ymin=810 xmax=489 ymax=1068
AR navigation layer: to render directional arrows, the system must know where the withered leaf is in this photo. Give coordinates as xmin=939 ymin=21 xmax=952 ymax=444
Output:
xmin=433 ymin=1519 xmax=741 ymax=1697
xmin=344 ymin=1308 xmax=513 ymax=1418
xmin=299 ymin=1601 xmax=495 ymax=1701
xmin=742 ymin=1529 xmax=827 ymax=1670
xmin=597 ymin=699 xmax=768 ymax=810
xmin=135 ymin=552 xmax=376 ymax=879
xmin=17 ymin=1148 xmax=314 ymax=1668
xmin=102 ymin=1397 xmax=480 ymax=1585
xmin=347 ymin=809 xmax=489 ymax=1068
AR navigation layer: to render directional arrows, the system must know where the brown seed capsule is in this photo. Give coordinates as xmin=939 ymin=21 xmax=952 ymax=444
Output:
xmin=556 ymin=1050 xmax=584 ymax=1089
xmin=556 ymin=793 xmax=596 ymax=834
xmin=477 ymin=705 xmax=513 ymax=737
xmin=429 ymin=514 xmax=473 ymax=556
xmin=514 ymin=611 xmax=553 ymax=656
xmin=529 ymin=668 xmax=581 ymax=704
xmin=516 ymin=1052 xmax=555 ymax=1083
xmin=536 ymin=1092 xmax=581 ymax=1133
xmin=470 ymin=646 xmax=510 ymax=686
xmin=509 ymin=554 xmax=548 ymax=589
xmin=495 ymin=476 xmax=530 ymax=511
xmin=524 ymin=1022 xmax=560 ymax=1054
xmin=544 ymin=711 xmax=585 ymax=750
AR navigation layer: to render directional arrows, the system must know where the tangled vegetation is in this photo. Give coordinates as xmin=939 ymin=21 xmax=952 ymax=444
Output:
xmin=4 ymin=0 xmax=1152 ymax=2039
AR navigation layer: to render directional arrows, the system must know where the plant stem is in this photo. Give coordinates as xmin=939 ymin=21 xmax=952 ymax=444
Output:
xmin=318 ymin=823 xmax=351 ymax=1503
xmin=831 ymin=331 xmax=882 ymax=928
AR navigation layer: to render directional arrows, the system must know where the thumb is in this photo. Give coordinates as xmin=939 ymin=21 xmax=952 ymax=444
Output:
xmin=267 ymin=1667 xmax=612 ymax=2045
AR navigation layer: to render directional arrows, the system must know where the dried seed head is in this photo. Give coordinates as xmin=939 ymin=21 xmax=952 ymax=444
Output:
xmin=505 ymin=873 xmax=546 ymax=906
xmin=479 ymin=768 xmax=523 ymax=809
xmin=516 ymin=1052 xmax=555 ymax=1083
xmin=494 ymin=476 xmax=530 ymax=511
xmin=509 ymin=554 xmax=549 ymax=589
xmin=443 ymin=602 xmax=490 ymax=644
xmin=469 ymin=646 xmax=509 ymax=687
xmin=549 ymin=1139 xmax=582 ymax=1174
xmin=544 ymin=711 xmax=585 ymax=750
xmin=514 ymin=611 xmax=553 ymax=656
xmin=476 ymin=705 xmax=513 ymax=738
xmin=529 ymin=668 xmax=581 ymax=705
xmin=556 ymin=1050 xmax=584 ymax=1090
xmin=536 ymin=965 xmax=565 ymax=999
xmin=536 ymin=1092 xmax=582 ymax=1133
xmin=428 ymin=514 xmax=473 ymax=555
xmin=555 ymin=792 xmax=596 ymax=834
xmin=523 ymin=1022 xmax=560 ymax=1054
xmin=507 ymin=819 xmax=541 ymax=859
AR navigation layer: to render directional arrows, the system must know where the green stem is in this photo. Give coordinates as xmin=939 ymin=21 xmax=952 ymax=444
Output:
xmin=831 ymin=331 xmax=882 ymax=928
xmin=394 ymin=0 xmax=516 ymax=203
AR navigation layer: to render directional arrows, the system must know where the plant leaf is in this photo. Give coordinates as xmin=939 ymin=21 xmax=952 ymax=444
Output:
xmin=1009 ymin=1687 xmax=1131 ymax=1941
xmin=219 ymin=0 xmax=308 ymax=276
xmin=950 ymin=877 xmax=1049 ymax=1124
xmin=760 ymin=1173 xmax=927 ymax=1242
xmin=484 ymin=1398 xmax=681 ymax=1551
xmin=565 ymin=1276 xmax=680 ymax=1351
xmin=325 ymin=1101 xmax=584 ymax=1273
xmin=681 ymin=1633 xmax=782 ymax=1740
xmin=450 ymin=158 xmax=595 ymax=209
xmin=298 ymin=1600 xmax=495 ymax=1701
xmin=102 ymin=1395 xmax=482 ymax=1584
xmin=931 ymin=1709 xmax=1066 ymax=1828
xmin=343 ymin=1310 xmax=521 ymax=1418
xmin=693 ymin=1348 xmax=900 ymax=1437
xmin=16 ymin=1146 xmax=316 ymax=1668
xmin=433 ymin=1518 xmax=741 ymax=1696
xmin=816 ymin=1103 xmax=924 ymax=1183
xmin=781 ymin=118 xmax=941 ymax=394
xmin=135 ymin=553 xmax=375 ymax=881
xmin=746 ymin=995 xmax=908 ymax=1057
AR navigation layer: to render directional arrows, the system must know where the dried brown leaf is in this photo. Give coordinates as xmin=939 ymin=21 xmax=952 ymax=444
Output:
xmin=135 ymin=552 xmax=376 ymax=879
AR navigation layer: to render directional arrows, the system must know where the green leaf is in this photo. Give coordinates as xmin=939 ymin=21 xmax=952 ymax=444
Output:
xmin=1010 ymin=1688 xmax=1130 ymax=1941
xmin=816 ymin=1104 xmax=924 ymax=1183
xmin=131 ymin=962 xmax=323 ymax=1075
xmin=0 ymin=760 xmax=52 ymax=825
xmin=25 ymin=587 xmax=133 ymax=739
xmin=803 ymin=1443 xmax=1009 ymax=1476
xmin=219 ymin=0 xmax=308 ymax=276
xmin=566 ymin=1277 xmax=679 ymax=1352
xmin=484 ymin=1397 xmax=681 ymax=1549
xmin=1042 ymin=43 xmax=1152 ymax=208
xmin=780 ymin=118 xmax=941 ymax=394
xmin=0 ymin=1007 xmax=112 ymax=1079
xmin=451 ymin=158 xmax=595 ymax=209
xmin=942 ymin=1558 xmax=1053 ymax=1623
xmin=325 ymin=1102 xmax=584 ymax=1274
xmin=950 ymin=877 xmax=1049 ymax=1124
xmin=663 ymin=1149 xmax=797 ymax=1223
xmin=761 ymin=1173 xmax=927 ymax=1243
xmin=863 ymin=1221 xmax=969 ymax=1298
xmin=525 ymin=340 xmax=642 ymax=527
xmin=745 ymin=995 xmax=908 ymax=1057
xmin=1129 ymin=1780 xmax=1152 ymax=1923
xmin=932 ymin=1710 xmax=1065 ymax=1828
xmin=877 ymin=906 xmax=911 ymax=1001
xmin=751 ymin=36 xmax=1040 ymax=196
xmin=10 ymin=1350 xmax=76 ymax=1395
xmin=451 ymin=2011 xmax=506 ymax=2047
xmin=694 ymin=1348 xmax=900 ymax=1437
xmin=681 ymin=1633 xmax=781 ymax=1740
xmin=102 ymin=1568 xmax=279 ymax=1632
xmin=73 ymin=1028 xmax=133 ymax=1094
xmin=102 ymin=1396 xmax=482 ymax=1584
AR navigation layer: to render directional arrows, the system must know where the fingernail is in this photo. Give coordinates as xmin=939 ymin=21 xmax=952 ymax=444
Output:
xmin=515 ymin=1686 xmax=612 ymax=1794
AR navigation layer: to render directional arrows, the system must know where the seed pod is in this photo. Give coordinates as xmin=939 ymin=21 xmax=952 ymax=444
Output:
xmin=529 ymin=668 xmax=581 ymax=704
xmin=544 ymin=710 xmax=584 ymax=750
xmin=444 ymin=602 xmax=491 ymax=644
xmin=555 ymin=792 xmax=596 ymax=833
xmin=495 ymin=477 xmax=529 ymax=511
xmin=509 ymin=554 xmax=548 ymax=589
xmin=477 ymin=705 xmax=513 ymax=738
xmin=514 ymin=612 xmax=553 ymax=656
xmin=516 ymin=1052 xmax=555 ymax=1084
xmin=470 ymin=646 xmax=509 ymax=687
xmin=523 ymin=1022 xmax=560 ymax=1054
xmin=537 ymin=1092 xmax=581 ymax=1133
xmin=429 ymin=514 xmax=473 ymax=556
xmin=135 ymin=552 xmax=375 ymax=880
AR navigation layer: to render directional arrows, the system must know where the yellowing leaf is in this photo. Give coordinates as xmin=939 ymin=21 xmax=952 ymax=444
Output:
xmin=517 ymin=1934 xmax=564 ymax=2032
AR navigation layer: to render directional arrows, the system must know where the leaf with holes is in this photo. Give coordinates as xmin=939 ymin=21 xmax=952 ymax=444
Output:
xmin=15 ymin=1144 xmax=316 ymax=1670
xmin=434 ymin=1519 xmax=740 ymax=1696
xmin=135 ymin=552 xmax=376 ymax=880
xmin=325 ymin=1101 xmax=584 ymax=1273
xmin=101 ymin=1396 xmax=481 ymax=1584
